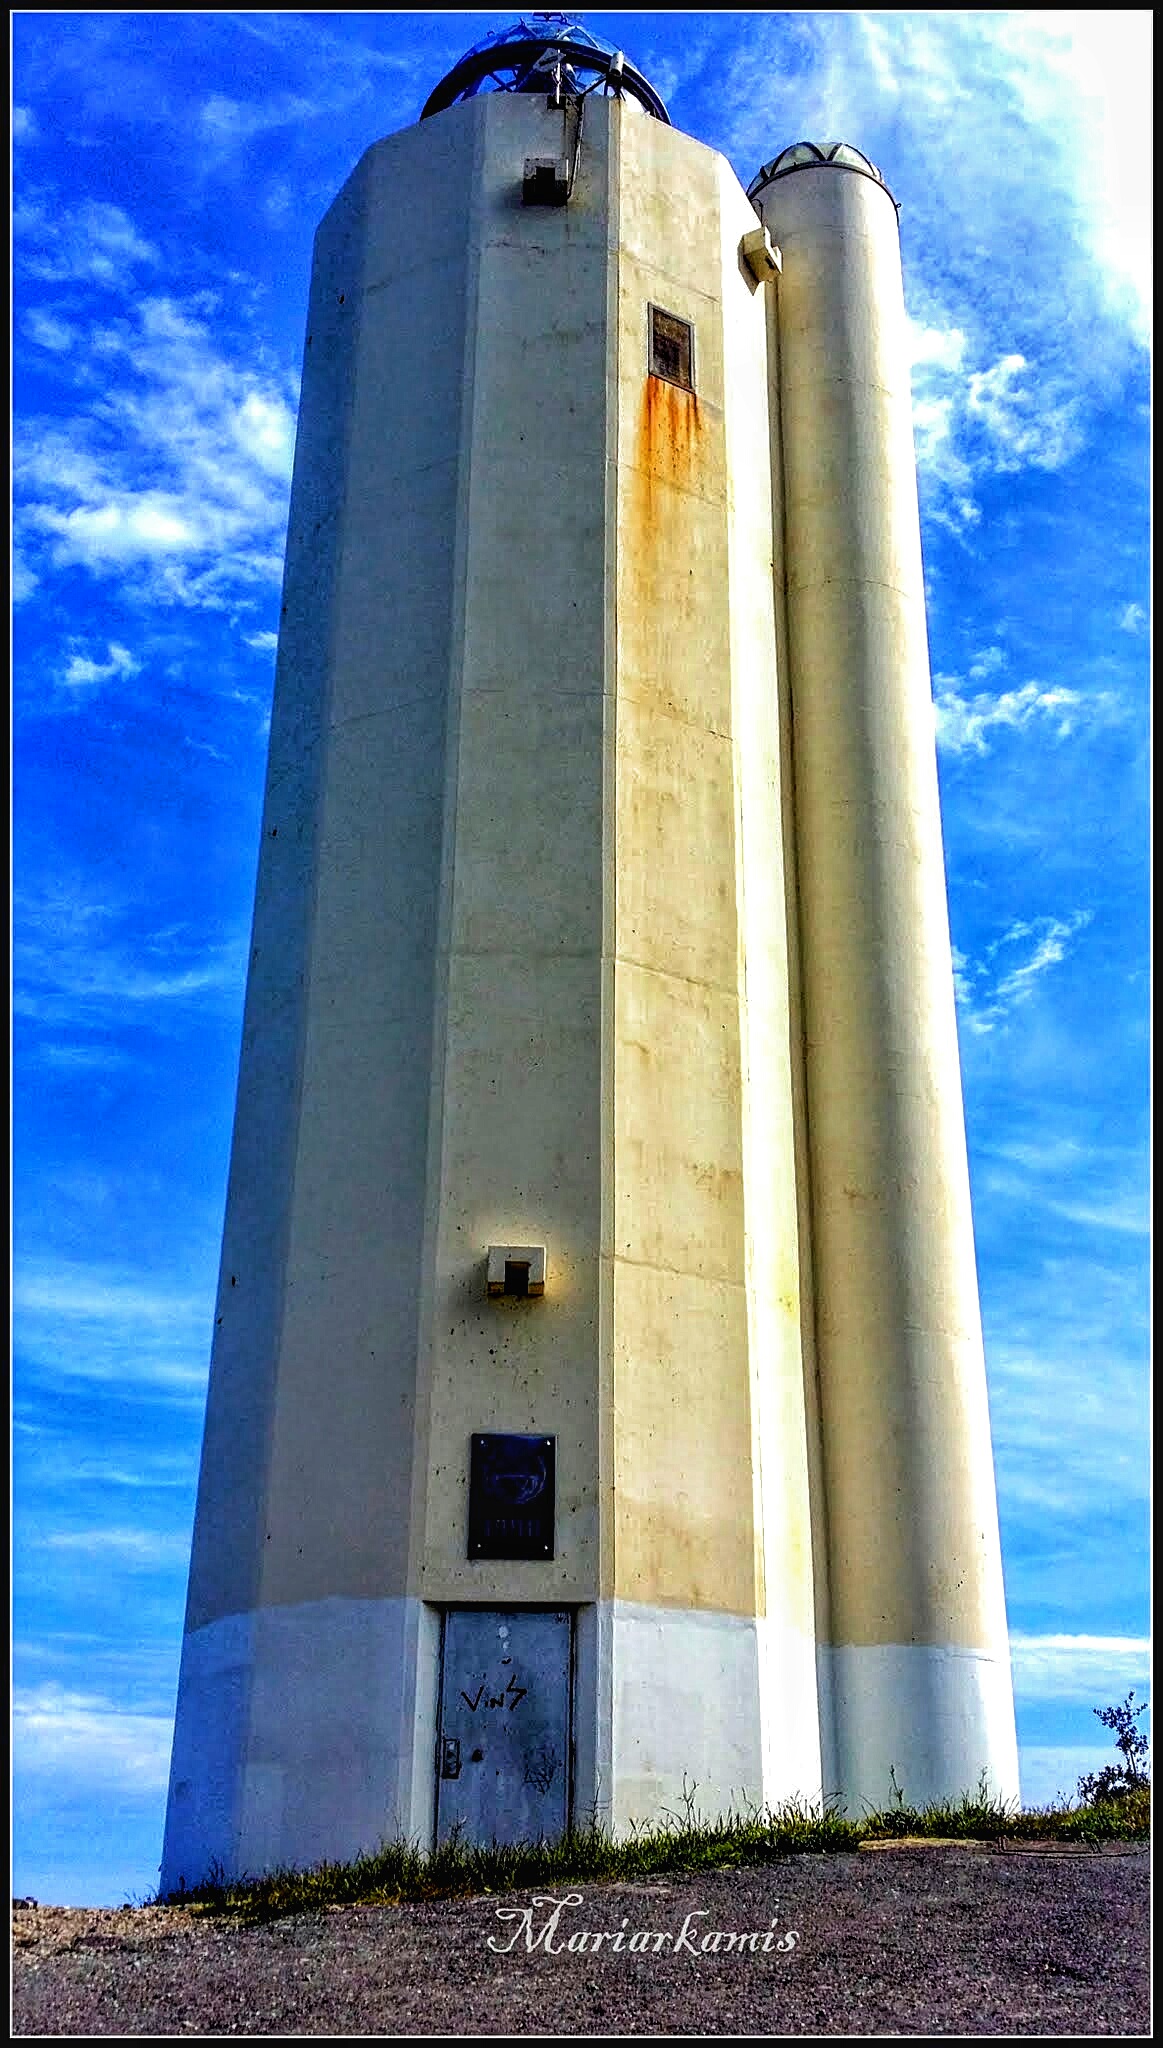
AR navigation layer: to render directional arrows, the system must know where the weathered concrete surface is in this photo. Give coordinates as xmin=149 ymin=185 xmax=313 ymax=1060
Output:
xmin=164 ymin=90 xmax=1018 ymax=1889
xmin=165 ymin=90 xmax=827 ymax=1891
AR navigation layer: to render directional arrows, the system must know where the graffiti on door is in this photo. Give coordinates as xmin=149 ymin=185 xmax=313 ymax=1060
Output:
xmin=460 ymin=1673 xmax=528 ymax=1713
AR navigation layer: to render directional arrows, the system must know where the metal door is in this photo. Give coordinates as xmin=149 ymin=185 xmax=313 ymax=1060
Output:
xmin=436 ymin=1609 xmax=571 ymax=1846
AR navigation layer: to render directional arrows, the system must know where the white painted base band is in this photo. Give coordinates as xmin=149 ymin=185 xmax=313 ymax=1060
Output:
xmin=162 ymin=1594 xmax=825 ymax=1890
xmin=160 ymin=1598 xmax=439 ymax=1894
xmin=163 ymin=1604 xmax=1017 ymax=1890
xmin=597 ymin=1601 xmax=823 ymax=1833
xmin=818 ymin=1642 xmax=1021 ymax=1815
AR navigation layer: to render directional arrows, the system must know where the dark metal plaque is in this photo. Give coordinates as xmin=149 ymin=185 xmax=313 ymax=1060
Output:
xmin=468 ymin=1434 xmax=555 ymax=1559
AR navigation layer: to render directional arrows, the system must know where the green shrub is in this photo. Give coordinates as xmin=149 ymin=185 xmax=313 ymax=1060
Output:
xmin=1077 ymin=1689 xmax=1151 ymax=1807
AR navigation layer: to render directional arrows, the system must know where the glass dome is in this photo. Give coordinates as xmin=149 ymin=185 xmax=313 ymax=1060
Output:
xmin=747 ymin=140 xmax=891 ymax=201
xmin=421 ymin=14 xmax=669 ymax=123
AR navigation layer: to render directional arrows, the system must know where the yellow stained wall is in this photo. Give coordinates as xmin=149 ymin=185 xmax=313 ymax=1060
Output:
xmin=406 ymin=101 xmax=815 ymax=1637
xmin=610 ymin=111 xmax=816 ymax=1634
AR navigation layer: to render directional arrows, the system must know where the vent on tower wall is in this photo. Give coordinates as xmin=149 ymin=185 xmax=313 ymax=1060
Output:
xmin=649 ymin=306 xmax=694 ymax=391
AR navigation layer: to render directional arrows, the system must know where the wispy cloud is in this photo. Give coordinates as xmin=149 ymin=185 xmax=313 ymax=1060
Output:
xmin=1009 ymin=1633 xmax=1150 ymax=1703
xmin=908 ymin=330 xmax=1087 ymax=528
xmin=983 ymin=12 xmax=1151 ymax=345
xmin=934 ymin=677 xmax=1116 ymax=755
xmin=59 ymin=641 xmax=140 ymax=692
xmin=198 ymin=89 xmax=319 ymax=146
xmin=15 ymin=197 xmax=159 ymax=287
xmin=14 ymin=881 xmax=247 ymax=1030
xmin=13 ymin=1685 xmax=173 ymax=1792
xmin=953 ymin=912 xmax=1091 ymax=1035
xmin=18 ymin=1442 xmax=194 ymax=1492
xmin=980 ymin=1136 xmax=1149 ymax=1240
xmin=12 ymin=551 xmax=39 ymax=603
xmin=1039 ymin=1195 xmax=1149 ymax=1239
xmin=39 ymin=1528 xmax=190 ymax=1569
xmin=990 ymin=1336 xmax=1147 ymax=1518
xmin=966 ymin=353 xmax=1081 ymax=471
xmin=13 ymin=1259 xmax=211 ymax=1396
xmin=25 ymin=308 xmax=77 ymax=353
xmin=706 ymin=12 xmax=1148 ymax=528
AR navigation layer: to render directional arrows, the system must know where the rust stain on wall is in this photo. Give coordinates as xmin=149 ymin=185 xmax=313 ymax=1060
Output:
xmin=623 ymin=375 xmax=705 ymax=621
xmin=639 ymin=373 xmax=702 ymax=498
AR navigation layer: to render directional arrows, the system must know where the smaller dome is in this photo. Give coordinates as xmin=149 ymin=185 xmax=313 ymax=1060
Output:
xmin=747 ymin=140 xmax=891 ymax=202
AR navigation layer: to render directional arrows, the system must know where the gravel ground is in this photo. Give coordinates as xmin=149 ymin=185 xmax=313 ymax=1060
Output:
xmin=12 ymin=1843 xmax=1148 ymax=2037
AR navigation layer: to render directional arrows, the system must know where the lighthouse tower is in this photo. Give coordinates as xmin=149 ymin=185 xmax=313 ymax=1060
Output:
xmin=162 ymin=20 xmax=1018 ymax=1893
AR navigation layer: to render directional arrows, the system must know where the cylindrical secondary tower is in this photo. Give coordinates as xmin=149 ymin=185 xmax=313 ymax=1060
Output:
xmin=752 ymin=143 xmax=1019 ymax=1811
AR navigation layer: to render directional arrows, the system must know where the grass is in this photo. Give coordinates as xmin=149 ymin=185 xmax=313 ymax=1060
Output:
xmin=157 ymin=1776 xmax=1149 ymax=1925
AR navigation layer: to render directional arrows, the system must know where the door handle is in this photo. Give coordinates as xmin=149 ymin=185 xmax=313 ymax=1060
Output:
xmin=440 ymin=1735 xmax=461 ymax=1780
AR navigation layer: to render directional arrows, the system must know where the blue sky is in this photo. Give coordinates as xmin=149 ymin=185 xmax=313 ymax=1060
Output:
xmin=12 ymin=11 xmax=1150 ymax=1906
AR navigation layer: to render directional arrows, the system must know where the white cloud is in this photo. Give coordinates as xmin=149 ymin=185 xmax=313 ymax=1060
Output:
xmin=12 ymin=552 xmax=39 ymax=604
xmin=33 ymin=498 xmax=198 ymax=566
xmin=909 ymin=322 xmax=967 ymax=375
xmin=711 ymin=12 xmax=1148 ymax=524
xmin=987 ymin=11 xmax=1151 ymax=345
xmin=954 ymin=911 xmax=1091 ymax=1036
xmin=13 ymin=104 xmax=37 ymax=140
xmin=60 ymin=641 xmax=140 ymax=691
xmin=40 ymin=1528 xmax=190 ymax=1568
xmin=14 ymin=884 xmax=248 ymax=1029
xmin=991 ymin=1335 xmax=1146 ymax=1515
xmin=1010 ymin=1633 xmax=1151 ymax=1703
xmin=13 ymin=1260 xmax=210 ymax=1397
xmin=25 ymin=308 xmax=78 ymax=353
xmin=13 ymin=1685 xmax=173 ymax=1792
xmin=967 ymin=646 xmax=1005 ymax=682
xmin=934 ymin=677 xmax=1118 ymax=756
xmin=15 ymin=198 xmax=159 ymax=287
xmin=980 ymin=1135 xmax=1149 ymax=1239
xmin=14 ymin=288 xmax=297 ymax=611
xmin=966 ymin=353 xmax=1082 ymax=471
xmin=198 ymin=90 xmax=318 ymax=146
xmin=1019 ymin=1746 xmax=1128 ymax=1811
xmin=18 ymin=1436 xmax=194 ymax=1491
xmin=1043 ymin=1194 xmax=1149 ymax=1238
xmin=14 ymin=1264 xmax=207 ymax=1331
xmin=1119 ymin=602 xmax=1147 ymax=634
xmin=910 ymin=341 xmax=1085 ymax=522
xmin=245 ymin=630 xmax=279 ymax=652
xmin=990 ymin=912 xmax=1090 ymax=999
xmin=857 ymin=11 xmax=1150 ymax=343
xmin=35 ymin=1042 xmax=130 ymax=1072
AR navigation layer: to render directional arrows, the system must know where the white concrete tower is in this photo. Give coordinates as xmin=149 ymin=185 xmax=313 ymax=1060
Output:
xmin=162 ymin=24 xmax=1016 ymax=1893
xmin=751 ymin=141 xmax=1019 ymax=1812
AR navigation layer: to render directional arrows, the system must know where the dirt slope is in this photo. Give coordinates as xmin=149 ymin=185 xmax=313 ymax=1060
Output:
xmin=12 ymin=1844 xmax=1148 ymax=2037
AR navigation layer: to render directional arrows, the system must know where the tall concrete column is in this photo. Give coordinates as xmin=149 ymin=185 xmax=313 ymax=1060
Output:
xmin=753 ymin=147 xmax=1019 ymax=1812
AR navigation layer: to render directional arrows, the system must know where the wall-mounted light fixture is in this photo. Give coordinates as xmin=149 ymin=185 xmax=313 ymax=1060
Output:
xmin=486 ymin=1245 xmax=548 ymax=1298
